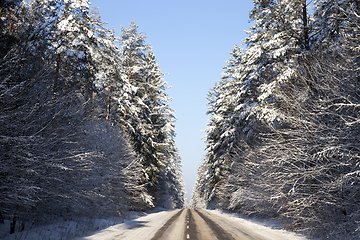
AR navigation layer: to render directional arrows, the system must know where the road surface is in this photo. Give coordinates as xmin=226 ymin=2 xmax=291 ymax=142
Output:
xmin=78 ymin=209 xmax=307 ymax=240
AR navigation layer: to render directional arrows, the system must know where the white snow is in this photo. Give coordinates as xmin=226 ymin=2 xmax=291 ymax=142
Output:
xmin=75 ymin=209 xmax=180 ymax=240
xmin=207 ymin=209 xmax=308 ymax=240
xmin=1 ymin=218 xmax=129 ymax=240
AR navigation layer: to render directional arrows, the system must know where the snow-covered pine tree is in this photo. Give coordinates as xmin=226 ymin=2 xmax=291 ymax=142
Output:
xmin=0 ymin=0 xmax=52 ymax=229
xmin=220 ymin=0 xmax=360 ymax=234
xmin=222 ymin=0 xmax=320 ymax=217
xmin=0 ymin=1 xmax=151 ymax=234
xmin=201 ymin=45 xmax=246 ymax=208
xmin=249 ymin=0 xmax=314 ymax=123
xmin=87 ymin=6 xmax=127 ymax=120
xmin=191 ymin=160 xmax=212 ymax=209
xmin=43 ymin=1 xmax=154 ymax=212
xmin=0 ymin=0 xmax=22 ymax=59
xmin=47 ymin=0 xmax=99 ymax=97
xmin=194 ymin=0 xmax=316 ymax=210
xmin=0 ymin=0 xmax=104 ymax=227
xmin=313 ymin=0 xmax=360 ymax=45
xmin=117 ymin=21 xmax=183 ymax=205
xmin=260 ymin=1 xmax=360 ymax=235
xmin=158 ymin=151 xmax=185 ymax=209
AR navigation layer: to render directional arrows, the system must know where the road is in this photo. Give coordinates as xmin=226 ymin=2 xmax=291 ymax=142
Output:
xmin=149 ymin=209 xmax=301 ymax=240
xmin=151 ymin=209 xmax=237 ymax=240
xmin=78 ymin=209 xmax=307 ymax=240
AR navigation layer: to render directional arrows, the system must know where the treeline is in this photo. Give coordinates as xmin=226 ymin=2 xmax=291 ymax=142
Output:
xmin=192 ymin=0 xmax=360 ymax=238
xmin=0 ymin=0 xmax=184 ymax=234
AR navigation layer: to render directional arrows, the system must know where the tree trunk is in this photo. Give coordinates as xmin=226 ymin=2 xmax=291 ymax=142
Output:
xmin=10 ymin=215 xmax=16 ymax=234
xmin=302 ymin=0 xmax=310 ymax=50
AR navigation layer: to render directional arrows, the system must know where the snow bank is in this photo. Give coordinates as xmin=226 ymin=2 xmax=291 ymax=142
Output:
xmin=75 ymin=209 xmax=180 ymax=240
xmin=0 ymin=212 xmax=143 ymax=240
xmin=208 ymin=209 xmax=308 ymax=240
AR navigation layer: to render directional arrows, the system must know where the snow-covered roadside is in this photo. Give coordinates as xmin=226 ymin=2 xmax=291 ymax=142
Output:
xmin=75 ymin=209 xmax=180 ymax=240
xmin=0 ymin=211 xmax=146 ymax=240
xmin=207 ymin=209 xmax=308 ymax=240
xmin=0 ymin=218 xmax=121 ymax=240
xmin=1 ymin=208 xmax=309 ymax=240
xmin=0 ymin=209 xmax=180 ymax=240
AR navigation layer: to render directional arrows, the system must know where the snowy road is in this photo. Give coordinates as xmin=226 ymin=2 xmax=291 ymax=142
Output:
xmin=77 ymin=209 xmax=307 ymax=240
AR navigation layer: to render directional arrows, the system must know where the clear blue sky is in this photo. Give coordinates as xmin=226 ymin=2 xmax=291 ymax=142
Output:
xmin=90 ymin=0 xmax=254 ymax=199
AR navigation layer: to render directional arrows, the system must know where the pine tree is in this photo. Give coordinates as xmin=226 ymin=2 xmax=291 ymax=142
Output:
xmin=158 ymin=152 xmax=185 ymax=208
xmin=1 ymin=2 xmax=184 ymax=234
xmin=196 ymin=0 xmax=316 ymax=210
xmin=313 ymin=0 xmax=360 ymax=45
xmin=193 ymin=0 xmax=360 ymax=237
xmin=117 ymin=21 xmax=183 ymax=204
xmin=0 ymin=1 xmax=152 ymax=232
xmin=0 ymin=0 xmax=22 ymax=58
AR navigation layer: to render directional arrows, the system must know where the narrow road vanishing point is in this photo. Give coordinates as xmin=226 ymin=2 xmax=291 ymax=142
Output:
xmin=150 ymin=209 xmax=238 ymax=240
xmin=78 ymin=209 xmax=307 ymax=240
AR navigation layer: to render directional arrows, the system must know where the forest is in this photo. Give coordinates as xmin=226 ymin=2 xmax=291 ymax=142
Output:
xmin=0 ymin=0 xmax=185 ymax=237
xmin=192 ymin=0 xmax=360 ymax=239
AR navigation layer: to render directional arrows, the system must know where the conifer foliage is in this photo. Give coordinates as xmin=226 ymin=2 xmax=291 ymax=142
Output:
xmin=193 ymin=0 xmax=360 ymax=238
xmin=115 ymin=21 xmax=184 ymax=207
xmin=0 ymin=0 xmax=184 ymax=236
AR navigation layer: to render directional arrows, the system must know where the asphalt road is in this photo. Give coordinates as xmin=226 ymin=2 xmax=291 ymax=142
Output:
xmin=150 ymin=209 xmax=282 ymax=240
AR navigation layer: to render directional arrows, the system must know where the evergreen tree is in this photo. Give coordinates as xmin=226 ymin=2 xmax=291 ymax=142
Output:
xmin=0 ymin=0 xmax=22 ymax=58
xmin=194 ymin=1 xmax=360 ymax=237
xmin=116 ymin=21 xmax=183 ymax=205
xmin=313 ymin=0 xmax=360 ymax=45
xmin=0 ymin=1 xmax=184 ymax=236
xmin=158 ymin=152 xmax=185 ymax=208
xmin=195 ymin=0 xmax=316 ymax=210
xmin=0 ymin=1 xmax=152 ymax=234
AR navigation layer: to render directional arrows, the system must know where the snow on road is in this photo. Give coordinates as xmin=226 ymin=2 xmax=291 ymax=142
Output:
xmin=75 ymin=209 xmax=181 ymax=240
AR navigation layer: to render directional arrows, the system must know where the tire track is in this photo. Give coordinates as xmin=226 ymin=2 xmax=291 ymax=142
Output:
xmin=196 ymin=210 xmax=259 ymax=240
xmin=150 ymin=209 xmax=183 ymax=240
xmin=195 ymin=210 xmax=235 ymax=240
